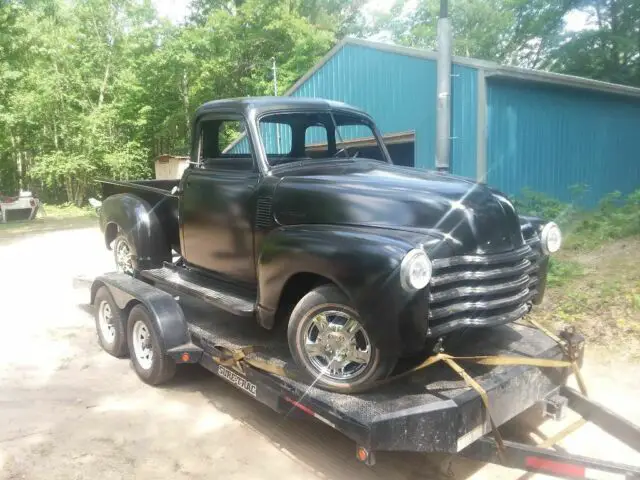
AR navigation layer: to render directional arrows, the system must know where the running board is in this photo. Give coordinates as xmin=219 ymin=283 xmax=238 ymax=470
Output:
xmin=140 ymin=265 xmax=256 ymax=317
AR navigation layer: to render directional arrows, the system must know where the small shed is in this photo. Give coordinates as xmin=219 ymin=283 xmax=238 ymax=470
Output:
xmin=155 ymin=155 xmax=189 ymax=180
xmin=286 ymin=38 xmax=640 ymax=205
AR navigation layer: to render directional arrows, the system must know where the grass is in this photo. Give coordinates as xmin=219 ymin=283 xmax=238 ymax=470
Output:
xmin=0 ymin=203 xmax=97 ymax=241
xmin=530 ymin=237 xmax=640 ymax=359
xmin=517 ymin=188 xmax=640 ymax=358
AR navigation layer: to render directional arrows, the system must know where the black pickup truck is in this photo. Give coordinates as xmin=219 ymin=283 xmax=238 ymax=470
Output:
xmin=97 ymin=96 xmax=562 ymax=393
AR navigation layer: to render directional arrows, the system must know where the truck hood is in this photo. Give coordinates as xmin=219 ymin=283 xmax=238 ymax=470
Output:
xmin=271 ymin=159 xmax=524 ymax=255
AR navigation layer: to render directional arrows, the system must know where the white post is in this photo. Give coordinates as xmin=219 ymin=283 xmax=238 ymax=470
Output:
xmin=436 ymin=0 xmax=452 ymax=172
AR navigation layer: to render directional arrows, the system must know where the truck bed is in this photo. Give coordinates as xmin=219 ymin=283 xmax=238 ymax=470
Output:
xmin=100 ymin=179 xmax=181 ymax=252
xmin=178 ymin=294 xmax=566 ymax=453
xmin=100 ymin=179 xmax=180 ymax=198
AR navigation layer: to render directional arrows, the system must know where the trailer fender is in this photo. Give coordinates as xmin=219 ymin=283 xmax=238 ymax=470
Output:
xmin=91 ymin=273 xmax=190 ymax=354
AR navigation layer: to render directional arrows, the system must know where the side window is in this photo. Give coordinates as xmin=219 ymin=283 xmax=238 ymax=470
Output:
xmin=258 ymin=120 xmax=292 ymax=157
xmin=199 ymin=118 xmax=254 ymax=171
xmin=305 ymin=125 xmax=329 ymax=157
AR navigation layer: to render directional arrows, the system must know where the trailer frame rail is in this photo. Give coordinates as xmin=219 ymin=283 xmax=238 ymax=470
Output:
xmin=458 ymin=385 xmax=640 ymax=479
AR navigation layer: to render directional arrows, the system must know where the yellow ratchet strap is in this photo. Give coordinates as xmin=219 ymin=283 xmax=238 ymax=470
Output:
xmin=209 ymin=319 xmax=588 ymax=461
xmin=211 ymin=345 xmax=289 ymax=377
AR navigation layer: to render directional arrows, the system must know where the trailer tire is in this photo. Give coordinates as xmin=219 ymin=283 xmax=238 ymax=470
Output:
xmin=93 ymin=286 xmax=128 ymax=358
xmin=127 ymin=304 xmax=176 ymax=385
xmin=288 ymin=284 xmax=396 ymax=393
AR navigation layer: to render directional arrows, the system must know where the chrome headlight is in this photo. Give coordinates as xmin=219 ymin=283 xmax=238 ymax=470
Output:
xmin=540 ymin=222 xmax=562 ymax=254
xmin=400 ymin=249 xmax=432 ymax=291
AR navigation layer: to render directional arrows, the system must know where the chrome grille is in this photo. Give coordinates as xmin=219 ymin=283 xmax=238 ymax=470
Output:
xmin=428 ymin=243 xmax=542 ymax=336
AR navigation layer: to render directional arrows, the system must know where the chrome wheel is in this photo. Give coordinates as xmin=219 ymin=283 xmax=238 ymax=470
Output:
xmin=98 ymin=300 xmax=116 ymax=345
xmin=132 ymin=320 xmax=153 ymax=370
xmin=302 ymin=310 xmax=372 ymax=380
xmin=115 ymin=238 xmax=134 ymax=274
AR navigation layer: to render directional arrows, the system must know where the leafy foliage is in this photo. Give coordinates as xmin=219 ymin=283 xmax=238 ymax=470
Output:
xmin=516 ymin=187 xmax=640 ymax=301
xmin=384 ymin=0 xmax=640 ymax=84
xmin=0 ymin=0 xmax=353 ymax=204
xmin=570 ymin=190 xmax=640 ymax=248
xmin=550 ymin=0 xmax=640 ymax=86
xmin=515 ymin=187 xmax=640 ymax=250
xmin=381 ymin=0 xmax=576 ymax=68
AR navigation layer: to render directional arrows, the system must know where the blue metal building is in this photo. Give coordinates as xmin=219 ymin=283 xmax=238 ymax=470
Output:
xmin=285 ymin=38 xmax=640 ymax=205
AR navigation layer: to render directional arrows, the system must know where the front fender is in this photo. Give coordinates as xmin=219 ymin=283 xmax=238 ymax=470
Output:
xmin=257 ymin=225 xmax=431 ymax=353
xmin=100 ymin=193 xmax=171 ymax=269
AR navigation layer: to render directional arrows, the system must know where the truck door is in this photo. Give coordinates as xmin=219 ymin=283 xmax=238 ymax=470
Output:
xmin=180 ymin=115 xmax=259 ymax=284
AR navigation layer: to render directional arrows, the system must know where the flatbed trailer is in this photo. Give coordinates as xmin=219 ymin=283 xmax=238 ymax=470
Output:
xmin=88 ymin=272 xmax=640 ymax=479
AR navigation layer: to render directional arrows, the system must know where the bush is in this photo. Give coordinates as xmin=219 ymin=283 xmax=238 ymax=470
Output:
xmin=513 ymin=187 xmax=577 ymax=223
xmin=569 ymin=190 xmax=640 ymax=249
xmin=514 ymin=188 xmax=640 ymax=250
xmin=29 ymin=142 xmax=152 ymax=207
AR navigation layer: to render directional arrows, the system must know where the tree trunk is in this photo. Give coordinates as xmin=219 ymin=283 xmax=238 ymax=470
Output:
xmin=181 ymin=70 xmax=190 ymax=144
xmin=75 ymin=181 xmax=85 ymax=206
xmin=98 ymin=62 xmax=111 ymax=108
xmin=65 ymin=177 xmax=73 ymax=204
xmin=53 ymin=118 xmax=59 ymax=149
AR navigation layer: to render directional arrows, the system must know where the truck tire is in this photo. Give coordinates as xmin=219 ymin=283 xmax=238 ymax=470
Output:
xmin=287 ymin=284 xmax=396 ymax=393
xmin=113 ymin=233 xmax=138 ymax=275
xmin=93 ymin=286 xmax=128 ymax=358
xmin=127 ymin=304 xmax=176 ymax=385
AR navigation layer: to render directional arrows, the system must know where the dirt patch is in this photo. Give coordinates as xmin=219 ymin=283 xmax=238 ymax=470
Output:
xmin=530 ymin=237 xmax=640 ymax=359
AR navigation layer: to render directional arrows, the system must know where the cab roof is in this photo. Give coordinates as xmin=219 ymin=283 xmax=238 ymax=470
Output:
xmin=195 ymin=96 xmax=368 ymax=118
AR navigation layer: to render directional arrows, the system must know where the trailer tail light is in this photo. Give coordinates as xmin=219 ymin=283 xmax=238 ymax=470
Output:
xmin=526 ymin=457 xmax=585 ymax=477
xmin=283 ymin=396 xmax=336 ymax=428
xmin=356 ymin=447 xmax=368 ymax=462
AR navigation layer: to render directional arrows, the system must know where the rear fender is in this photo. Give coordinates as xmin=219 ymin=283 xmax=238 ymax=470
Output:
xmin=257 ymin=225 xmax=428 ymax=352
xmin=100 ymin=193 xmax=171 ymax=269
xmin=91 ymin=273 xmax=190 ymax=354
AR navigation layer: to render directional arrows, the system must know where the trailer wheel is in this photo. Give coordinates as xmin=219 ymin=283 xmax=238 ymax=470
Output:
xmin=113 ymin=234 xmax=137 ymax=275
xmin=287 ymin=284 xmax=396 ymax=393
xmin=93 ymin=286 xmax=128 ymax=358
xmin=127 ymin=304 xmax=176 ymax=385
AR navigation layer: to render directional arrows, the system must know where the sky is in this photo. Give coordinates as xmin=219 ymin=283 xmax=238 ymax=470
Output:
xmin=151 ymin=0 xmax=591 ymax=37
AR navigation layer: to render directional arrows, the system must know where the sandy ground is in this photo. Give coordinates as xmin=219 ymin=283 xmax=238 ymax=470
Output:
xmin=1 ymin=227 xmax=640 ymax=480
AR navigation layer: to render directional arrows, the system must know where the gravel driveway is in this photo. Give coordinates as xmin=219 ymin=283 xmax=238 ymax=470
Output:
xmin=1 ymin=227 xmax=639 ymax=479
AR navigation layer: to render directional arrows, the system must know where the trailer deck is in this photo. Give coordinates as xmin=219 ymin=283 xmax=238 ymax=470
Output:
xmin=89 ymin=272 xmax=640 ymax=478
xmin=182 ymin=295 xmax=567 ymax=453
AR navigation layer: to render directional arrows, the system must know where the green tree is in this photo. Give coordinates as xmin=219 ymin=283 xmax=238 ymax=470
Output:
xmin=381 ymin=0 xmax=574 ymax=68
xmin=550 ymin=0 xmax=640 ymax=86
xmin=0 ymin=0 xmax=339 ymax=204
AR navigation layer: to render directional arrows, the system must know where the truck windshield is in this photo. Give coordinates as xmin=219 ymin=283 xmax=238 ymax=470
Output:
xmin=257 ymin=111 xmax=387 ymax=166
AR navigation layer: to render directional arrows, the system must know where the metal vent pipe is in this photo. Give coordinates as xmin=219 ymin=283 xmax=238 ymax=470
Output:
xmin=435 ymin=0 xmax=452 ymax=172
